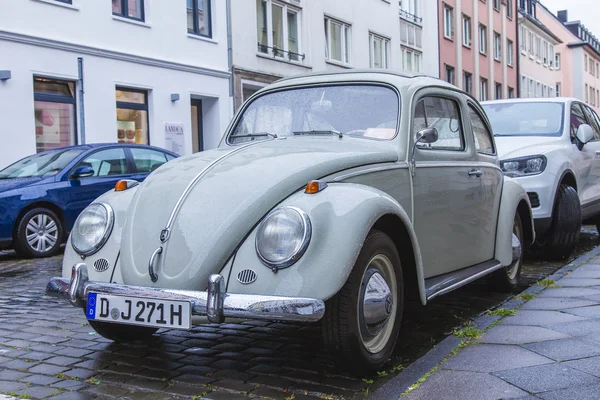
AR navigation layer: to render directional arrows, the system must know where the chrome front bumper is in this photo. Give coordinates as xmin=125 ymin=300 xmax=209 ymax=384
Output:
xmin=46 ymin=263 xmax=325 ymax=324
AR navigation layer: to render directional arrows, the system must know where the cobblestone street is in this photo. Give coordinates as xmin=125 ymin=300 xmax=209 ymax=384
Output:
xmin=0 ymin=228 xmax=598 ymax=399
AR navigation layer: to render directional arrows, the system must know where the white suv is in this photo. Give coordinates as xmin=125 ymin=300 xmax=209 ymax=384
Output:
xmin=482 ymin=98 xmax=600 ymax=260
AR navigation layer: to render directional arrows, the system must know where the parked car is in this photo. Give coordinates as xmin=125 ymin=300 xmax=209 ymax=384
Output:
xmin=0 ymin=143 xmax=178 ymax=258
xmin=47 ymin=70 xmax=533 ymax=374
xmin=482 ymin=98 xmax=600 ymax=260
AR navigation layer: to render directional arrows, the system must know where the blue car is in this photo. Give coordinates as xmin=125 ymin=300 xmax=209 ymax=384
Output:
xmin=0 ymin=143 xmax=178 ymax=258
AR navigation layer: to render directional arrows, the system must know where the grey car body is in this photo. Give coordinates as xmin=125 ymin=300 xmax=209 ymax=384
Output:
xmin=48 ymin=70 xmax=534 ymax=374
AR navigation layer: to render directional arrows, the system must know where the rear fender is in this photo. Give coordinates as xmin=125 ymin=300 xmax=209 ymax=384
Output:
xmin=225 ymin=183 xmax=425 ymax=302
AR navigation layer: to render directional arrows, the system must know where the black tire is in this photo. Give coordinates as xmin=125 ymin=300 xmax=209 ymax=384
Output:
xmin=533 ymin=185 xmax=581 ymax=260
xmin=491 ymin=213 xmax=523 ymax=292
xmin=89 ymin=320 xmax=157 ymax=342
xmin=321 ymin=230 xmax=403 ymax=375
xmin=14 ymin=207 xmax=63 ymax=259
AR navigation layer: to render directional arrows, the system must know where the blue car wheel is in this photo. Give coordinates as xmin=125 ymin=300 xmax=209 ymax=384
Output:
xmin=14 ymin=207 xmax=63 ymax=258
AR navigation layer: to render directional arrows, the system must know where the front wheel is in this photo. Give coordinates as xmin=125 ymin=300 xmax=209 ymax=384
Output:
xmin=89 ymin=320 xmax=157 ymax=342
xmin=491 ymin=213 xmax=523 ymax=292
xmin=321 ymin=230 xmax=403 ymax=375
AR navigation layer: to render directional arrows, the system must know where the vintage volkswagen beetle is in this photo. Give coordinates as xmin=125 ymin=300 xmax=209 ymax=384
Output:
xmin=47 ymin=70 xmax=534 ymax=374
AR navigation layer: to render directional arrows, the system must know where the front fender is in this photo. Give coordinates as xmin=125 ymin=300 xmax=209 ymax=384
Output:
xmin=495 ymin=177 xmax=535 ymax=266
xmin=225 ymin=183 xmax=423 ymax=302
xmin=61 ymin=187 xmax=138 ymax=283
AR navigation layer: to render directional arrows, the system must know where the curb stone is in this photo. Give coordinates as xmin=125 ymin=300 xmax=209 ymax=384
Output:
xmin=368 ymin=245 xmax=600 ymax=400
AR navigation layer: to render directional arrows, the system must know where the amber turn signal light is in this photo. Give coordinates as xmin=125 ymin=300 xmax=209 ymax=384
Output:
xmin=115 ymin=179 xmax=139 ymax=191
xmin=305 ymin=180 xmax=328 ymax=194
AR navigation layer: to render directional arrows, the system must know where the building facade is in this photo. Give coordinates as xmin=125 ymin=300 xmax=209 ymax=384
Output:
xmin=230 ymin=0 xmax=438 ymax=110
xmin=517 ymin=0 xmax=561 ymax=98
xmin=0 ymin=0 xmax=231 ymax=169
xmin=439 ymin=0 xmax=518 ymax=101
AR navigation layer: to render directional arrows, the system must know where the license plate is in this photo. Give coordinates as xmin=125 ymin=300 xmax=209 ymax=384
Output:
xmin=86 ymin=293 xmax=191 ymax=330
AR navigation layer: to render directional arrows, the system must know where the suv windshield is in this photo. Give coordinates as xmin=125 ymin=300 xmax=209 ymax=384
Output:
xmin=0 ymin=148 xmax=84 ymax=179
xmin=482 ymin=102 xmax=564 ymax=136
xmin=228 ymin=85 xmax=399 ymax=144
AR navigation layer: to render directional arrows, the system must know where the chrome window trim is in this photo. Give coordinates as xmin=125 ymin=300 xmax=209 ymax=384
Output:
xmin=333 ymin=163 xmax=409 ymax=182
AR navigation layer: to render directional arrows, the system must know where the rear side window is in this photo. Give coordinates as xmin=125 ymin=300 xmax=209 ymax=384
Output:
xmin=130 ymin=148 xmax=169 ymax=173
xmin=413 ymin=97 xmax=464 ymax=151
xmin=468 ymin=105 xmax=495 ymax=155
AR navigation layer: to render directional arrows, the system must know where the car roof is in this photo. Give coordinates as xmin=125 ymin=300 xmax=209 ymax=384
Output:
xmin=39 ymin=143 xmax=179 ymax=156
xmin=481 ymin=97 xmax=580 ymax=105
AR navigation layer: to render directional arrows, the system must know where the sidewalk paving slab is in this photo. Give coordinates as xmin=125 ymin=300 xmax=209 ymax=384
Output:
xmin=370 ymin=247 xmax=600 ymax=400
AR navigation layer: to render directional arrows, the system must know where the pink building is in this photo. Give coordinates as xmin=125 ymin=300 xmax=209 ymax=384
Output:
xmin=538 ymin=6 xmax=600 ymax=113
xmin=439 ymin=0 xmax=518 ymax=100
xmin=517 ymin=0 xmax=561 ymax=98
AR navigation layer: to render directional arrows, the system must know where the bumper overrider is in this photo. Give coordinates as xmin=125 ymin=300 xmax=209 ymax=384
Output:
xmin=46 ymin=264 xmax=325 ymax=324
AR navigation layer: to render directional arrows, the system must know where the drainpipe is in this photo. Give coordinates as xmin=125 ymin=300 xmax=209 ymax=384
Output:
xmin=77 ymin=57 xmax=86 ymax=144
xmin=226 ymin=0 xmax=234 ymax=112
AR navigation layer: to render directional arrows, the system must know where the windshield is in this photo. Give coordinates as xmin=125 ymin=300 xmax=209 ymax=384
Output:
xmin=228 ymin=85 xmax=399 ymax=144
xmin=482 ymin=102 xmax=564 ymax=136
xmin=0 ymin=148 xmax=84 ymax=179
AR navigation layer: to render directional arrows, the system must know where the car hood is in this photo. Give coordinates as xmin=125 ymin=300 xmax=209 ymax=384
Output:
xmin=0 ymin=177 xmax=48 ymax=196
xmin=495 ymin=136 xmax=567 ymax=160
xmin=120 ymin=137 xmax=398 ymax=289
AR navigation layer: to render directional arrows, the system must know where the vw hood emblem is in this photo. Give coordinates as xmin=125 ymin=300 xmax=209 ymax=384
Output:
xmin=160 ymin=229 xmax=170 ymax=242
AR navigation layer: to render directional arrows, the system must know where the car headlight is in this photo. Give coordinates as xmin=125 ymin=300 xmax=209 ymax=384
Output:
xmin=71 ymin=203 xmax=114 ymax=256
xmin=255 ymin=206 xmax=312 ymax=269
xmin=500 ymin=155 xmax=547 ymax=177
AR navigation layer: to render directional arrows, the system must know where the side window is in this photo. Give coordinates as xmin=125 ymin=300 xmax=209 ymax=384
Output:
xmin=468 ymin=105 xmax=495 ymax=154
xmin=79 ymin=148 xmax=128 ymax=177
xmin=571 ymin=103 xmax=588 ymax=141
xmin=583 ymin=106 xmax=600 ymax=140
xmin=130 ymin=148 xmax=168 ymax=173
xmin=413 ymin=97 xmax=464 ymax=151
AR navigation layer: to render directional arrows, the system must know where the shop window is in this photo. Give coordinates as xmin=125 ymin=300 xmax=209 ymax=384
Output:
xmin=33 ymin=77 xmax=77 ymax=153
xmin=116 ymin=88 xmax=149 ymax=145
xmin=187 ymin=0 xmax=212 ymax=38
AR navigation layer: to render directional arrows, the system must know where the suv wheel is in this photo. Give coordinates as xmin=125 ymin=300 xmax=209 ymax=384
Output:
xmin=533 ymin=185 xmax=580 ymax=260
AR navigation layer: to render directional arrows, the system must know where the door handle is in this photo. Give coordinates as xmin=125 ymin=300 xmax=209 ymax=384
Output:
xmin=468 ymin=169 xmax=483 ymax=177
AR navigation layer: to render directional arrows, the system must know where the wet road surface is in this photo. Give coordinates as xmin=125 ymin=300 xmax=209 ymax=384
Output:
xmin=0 ymin=227 xmax=598 ymax=399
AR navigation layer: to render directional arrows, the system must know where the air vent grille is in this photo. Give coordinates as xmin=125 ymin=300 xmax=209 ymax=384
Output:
xmin=237 ymin=269 xmax=257 ymax=284
xmin=528 ymin=192 xmax=540 ymax=208
xmin=93 ymin=258 xmax=110 ymax=272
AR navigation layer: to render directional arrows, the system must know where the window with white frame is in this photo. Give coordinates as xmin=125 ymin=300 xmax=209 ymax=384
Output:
xmin=494 ymin=32 xmax=501 ymax=61
xmin=521 ymin=75 xmax=527 ymax=97
xmin=400 ymin=19 xmax=422 ymax=49
xmin=549 ymin=45 xmax=555 ymax=67
xmin=585 ymin=55 xmax=588 ymax=71
xmin=555 ymin=53 xmax=561 ymax=69
xmin=445 ymin=65 xmax=455 ymax=85
xmin=324 ymin=16 xmax=351 ymax=64
xmin=399 ymin=0 xmax=420 ymax=18
xmin=479 ymin=24 xmax=487 ymax=54
xmin=369 ymin=33 xmax=389 ymax=68
xmin=462 ymin=14 xmax=471 ymax=47
xmin=493 ymin=0 xmax=499 ymax=10
xmin=495 ymin=82 xmax=502 ymax=100
xmin=402 ymin=48 xmax=422 ymax=72
xmin=443 ymin=4 xmax=454 ymax=40
xmin=480 ymin=78 xmax=488 ymax=101
xmin=507 ymin=39 xmax=514 ymax=66
xmin=556 ymin=82 xmax=561 ymax=97
xmin=520 ymin=26 xmax=527 ymax=53
xmin=543 ymin=41 xmax=549 ymax=66
xmin=464 ymin=71 xmax=472 ymax=94
xmin=528 ymin=78 xmax=534 ymax=97
xmin=535 ymin=36 xmax=541 ymax=62
xmin=528 ymin=31 xmax=534 ymax=58
xmin=257 ymin=0 xmax=302 ymax=62
xmin=507 ymin=0 xmax=513 ymax=18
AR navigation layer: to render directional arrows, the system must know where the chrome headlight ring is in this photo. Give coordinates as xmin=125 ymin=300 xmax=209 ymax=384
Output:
xmin=71 ymin=203 xmax=115 ymax=257
xmin=255 ymin=206 xmax=312 ymax=270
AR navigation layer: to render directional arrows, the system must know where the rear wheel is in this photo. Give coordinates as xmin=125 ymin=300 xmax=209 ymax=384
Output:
xmin=533 ymin=185 xmax=580 ymax=260
xmin=491 ymin=213 xmax=523 ymax=292
xmin=321 ymin=230 xmax=403 ymax=375
xmin=89 ymin=320 xmax=157 ymax=342
xmin=14 ymin=207 xmax=63 ymax=258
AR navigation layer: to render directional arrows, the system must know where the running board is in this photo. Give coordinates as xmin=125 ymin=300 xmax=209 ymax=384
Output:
xmin=425 ymin=259 xmax=503 ymax=301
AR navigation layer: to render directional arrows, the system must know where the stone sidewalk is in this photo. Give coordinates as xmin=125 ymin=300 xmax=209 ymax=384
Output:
xmin=390 ymin=251 xmax=600 ymax=400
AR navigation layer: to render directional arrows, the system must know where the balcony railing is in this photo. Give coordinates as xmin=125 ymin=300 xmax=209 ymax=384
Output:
xmin=399 ymin=8 xmax=422 ymax=24
xmin=257 ymin=43 xmax=306 ymax=62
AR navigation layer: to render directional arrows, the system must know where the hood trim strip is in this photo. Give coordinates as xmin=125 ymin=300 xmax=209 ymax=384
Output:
xmin=161 ymin=139 xmax=275 ymax=241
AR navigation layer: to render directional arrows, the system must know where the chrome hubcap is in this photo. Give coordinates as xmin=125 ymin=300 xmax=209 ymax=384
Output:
xmin=507 ymin=221 xmax=522 ymax=280
xmin=25 ymin=214 xmax=58 ymax=253
xmin=358 ymin=254 xmax=397 ymax=354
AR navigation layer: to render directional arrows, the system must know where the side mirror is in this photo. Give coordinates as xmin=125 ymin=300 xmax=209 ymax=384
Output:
xmin=70 ymin=166 xmax=94 ymax=179
xmin=576 ymin=124 xmax=594 ymax=150
xmin=416 ymin=127 xmax=439 ymax=145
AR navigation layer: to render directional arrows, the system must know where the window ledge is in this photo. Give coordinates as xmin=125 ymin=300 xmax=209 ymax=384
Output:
xmin=112 ymin=15 xmax=151 ymax=28
xmin=325 ymin=59 xmax=352 ymax=69
xmin=494 ymin=58 xmax=502 ymax=63
xmin=31 ymin=0 xmax=79 ymax=11
xmin=444 ymin=36 xmax=454 ymax=42
xmin=256 ymin=53 xmax=312 ymax=69
xmin=463 ymin=44 xmax=472 ymax=49
xmin=187 ymin=33 xmax=218 ymax=44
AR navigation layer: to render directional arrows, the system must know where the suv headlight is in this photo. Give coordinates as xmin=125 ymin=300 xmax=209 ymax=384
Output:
xmin=500 ymin=155 xmax=547 ymax=177
xmin=71 ymin=203 xmax=114 ymax=256
xmin=255 ymin=206 xmax=312 ymax=269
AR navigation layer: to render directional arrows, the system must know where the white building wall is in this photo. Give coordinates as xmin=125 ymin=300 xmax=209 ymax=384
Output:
xmin=421 ymin=1 xmax=440 ymax=78
xmin=0 ymin=0 xmax=231 ymax=169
